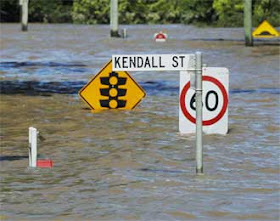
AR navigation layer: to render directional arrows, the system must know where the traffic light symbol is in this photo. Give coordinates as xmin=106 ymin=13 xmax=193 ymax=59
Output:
xmin=99 ymin=72 xmax=127 ymax=109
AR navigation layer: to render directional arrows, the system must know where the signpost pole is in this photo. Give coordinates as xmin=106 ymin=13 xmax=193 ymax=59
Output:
xmin=110 ymin=0 xmax=120 ymax=37
xmin=29 ymin=127 xmax=37 ymax=167
xmin=244 ymin=0 xmax=253 ymax=46
xmin=195 ymin=52 xmax=203 ymax=174
xmin=20 ymin=0 xmax=29 ymax=31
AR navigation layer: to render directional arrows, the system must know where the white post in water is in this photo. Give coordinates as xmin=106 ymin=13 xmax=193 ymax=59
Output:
xmin=195 ymin=52 xmax=203 ymax=174
xmin=29 ymin=127 xmax=37 ymax=167
xmin=20 ymin=0 xmax=29 ymax=31
xmin=110 ymin=0 xmax=120 ymax=37
xmin=122 ymin=28 xmax=127 ymax=38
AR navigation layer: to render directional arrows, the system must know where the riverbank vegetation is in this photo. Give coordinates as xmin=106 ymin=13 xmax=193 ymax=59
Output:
xmin=1 ymin=0 xmax=279 ymax=27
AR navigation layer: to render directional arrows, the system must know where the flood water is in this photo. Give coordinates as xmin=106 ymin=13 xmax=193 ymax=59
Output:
xmin=0 ymin=24 xmax=279 ymax=220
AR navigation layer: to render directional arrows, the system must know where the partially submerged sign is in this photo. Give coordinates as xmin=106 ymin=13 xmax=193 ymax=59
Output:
xmin=79 ymin=60 xmax=146 ymax=110
xmin=112 ymin=54 xmax=195 ymax=71
xmin=179 ymin=67 xmax=229 ymax=135
xmin=154 ymin=31 xmax=168 ymax=42
xmin=252 ymin=20 xmax=279 ymax=38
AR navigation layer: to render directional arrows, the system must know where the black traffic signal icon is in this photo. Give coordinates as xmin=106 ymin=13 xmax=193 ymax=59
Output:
xmin=99 ymin=72 xmax=127 ymax=109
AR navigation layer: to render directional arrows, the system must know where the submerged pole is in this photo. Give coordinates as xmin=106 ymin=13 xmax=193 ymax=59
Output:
xmin=29 ymin=127 xmax=37 ymax=167
xmin=20 ymin=0 xmax=29 ymax=31
xmin=195 ymin=52 xmax=203 ymax=174
xmin=110 ymin=0 xmax=120 ymax=37
xmin=244 ymin=0 xmax=253 ymax=46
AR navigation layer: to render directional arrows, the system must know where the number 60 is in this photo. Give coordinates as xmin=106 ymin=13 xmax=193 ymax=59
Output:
xmin=190 ymin=90 xmax=218 ymax=111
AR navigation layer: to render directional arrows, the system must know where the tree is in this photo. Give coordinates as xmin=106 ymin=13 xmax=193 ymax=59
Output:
xmin=179 ymin=0 xmax=216 ymax=25
xmin=0 ymin=0 xmax=20 ymax=22
xmin=253 ymin=0 xmax=280 ymax=26
xmin=118 ymin=0 xmax=149 ymax=24
xmin=29 ymin=0 xmax=73 ymax=23
xmin=213 ymin=0 xmax=243 ymax=27
xmin=1 ymin=0 xmax=279 ymax=27
xmin=72 ymin=0 xmax=110 ymax=24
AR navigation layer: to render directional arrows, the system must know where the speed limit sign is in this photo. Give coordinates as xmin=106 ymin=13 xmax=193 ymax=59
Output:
xmin=179 ymin=67 xmax=229 ymax=134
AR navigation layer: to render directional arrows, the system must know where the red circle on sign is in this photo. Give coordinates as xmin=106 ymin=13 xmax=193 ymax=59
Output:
xmin=180 ymin=76 xmax=228 ymax=126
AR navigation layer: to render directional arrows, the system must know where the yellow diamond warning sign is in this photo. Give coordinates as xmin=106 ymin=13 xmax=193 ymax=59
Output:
xmin=252 ymin=20 xmax=279 ymax=38
xmin=79 ymin=60 xmax=146 ymax=110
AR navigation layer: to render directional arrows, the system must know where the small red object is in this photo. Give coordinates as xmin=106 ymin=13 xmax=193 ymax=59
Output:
xmin=156 ymin=33 xmax=166 ymax=39
xmin=154 ymin=31 xmax=167 ymax=42
xmin=37 ymin=159 xmax=53 ymax=168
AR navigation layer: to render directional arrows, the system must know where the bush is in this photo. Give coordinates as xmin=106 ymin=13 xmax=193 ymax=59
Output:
xmin=1 ymin=0 xmax=279 ymax=27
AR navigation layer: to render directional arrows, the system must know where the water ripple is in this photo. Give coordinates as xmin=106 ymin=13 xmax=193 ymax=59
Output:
xmin=0 ymin=80 xmax=279 ymax=95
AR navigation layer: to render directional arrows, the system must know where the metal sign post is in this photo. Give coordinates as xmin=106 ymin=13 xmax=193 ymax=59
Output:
xmin=195 ymin=52 xmax=203 ymax=174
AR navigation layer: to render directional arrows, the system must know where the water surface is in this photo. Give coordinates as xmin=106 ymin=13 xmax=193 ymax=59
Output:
xmin=1 ymin=24 xmax=279 ymax=221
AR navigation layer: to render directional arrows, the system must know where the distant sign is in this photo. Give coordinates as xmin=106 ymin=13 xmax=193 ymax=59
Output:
xmin=112 ymin=54 xmax=194 ymax=71
xmin=252 ymin=20 xmax=279 ymax=38
xmin=154 ymin=31 xmax=167 ymax=42
xmin=179 ymin=67 xmax=229 ymax=135
xmin=79 ymin=60 xmax=146 ymax=110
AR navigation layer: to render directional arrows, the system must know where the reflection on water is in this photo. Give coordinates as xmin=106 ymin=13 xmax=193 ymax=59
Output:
xmin=0 ymin=24 xmax=279 ymax=220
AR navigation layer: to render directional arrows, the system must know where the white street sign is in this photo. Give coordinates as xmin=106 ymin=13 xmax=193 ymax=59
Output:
xmin=112 ymin=54 xmax=195 ymax=71
xmin=179 ymin=67 xmax=229 ymax=134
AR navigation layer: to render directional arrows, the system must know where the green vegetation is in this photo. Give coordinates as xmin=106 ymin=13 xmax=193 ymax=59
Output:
xmin=29 ymin=0 xmax=73 ymax=23
xmin=0 ymin=0 xmax=279 ymax=27
xmin=252 ymin=0 xmax=280 ymax=26
xmin=213 ymin=0 xmax=244 ymax=27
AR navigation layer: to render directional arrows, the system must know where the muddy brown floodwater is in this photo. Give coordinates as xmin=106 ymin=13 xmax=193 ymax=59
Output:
xmin=0 ymin=24 xmax=280 ymax=221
